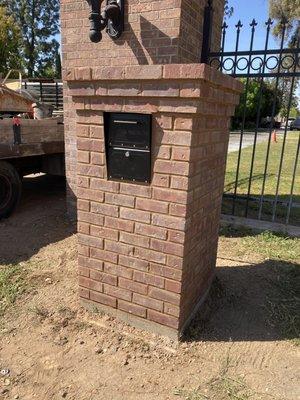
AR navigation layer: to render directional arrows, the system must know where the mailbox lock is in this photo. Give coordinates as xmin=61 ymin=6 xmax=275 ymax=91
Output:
xmin=125 ymin=151 xmax=130 ymax=158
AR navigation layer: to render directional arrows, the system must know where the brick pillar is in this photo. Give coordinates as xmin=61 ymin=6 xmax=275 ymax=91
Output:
xmin=61 ymin=0 xmax=225 ymax=218
xmin=65 ymin=63 xmax=242 ymax=338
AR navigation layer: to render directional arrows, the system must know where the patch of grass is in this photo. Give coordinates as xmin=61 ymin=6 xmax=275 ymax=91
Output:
xmin=266 ymin=262 xmax=300 ymax=345
xmin=220 ymin=226 xmax=300 ymax=262
xmin=224 ymin=131 xmax=300 ymax=224
xmin=0 ymin=264 xmax=26 ymax=316
xmin=242 ymin=231 xmax=300 ymax=261
xmin=174 ymin=355 xmax=253 ymax=400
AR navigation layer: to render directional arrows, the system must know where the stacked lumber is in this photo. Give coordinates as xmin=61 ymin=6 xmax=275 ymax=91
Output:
xmin=0 ymin=85 xmax=33 ymax=113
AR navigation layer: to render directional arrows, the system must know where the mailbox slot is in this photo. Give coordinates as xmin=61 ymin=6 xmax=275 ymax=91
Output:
xmin=104 ymin=112 xmax=152 ymax=183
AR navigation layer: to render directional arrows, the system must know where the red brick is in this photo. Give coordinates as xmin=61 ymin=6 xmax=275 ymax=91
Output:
xmin=120 ymin=183 xmax=151 ymax=198
xmin=174 ymin=117 xmax=193 ymax=131
xmin=77 ymin=199 xmax=90 ymax=212
xmin=169 ymin=203 xmax=187 ymax=218
xmin=77 ymin=176 xmax=89 ymax=189
xmin=153 ymin=188 xmax=189 ymax=205
xmin=90 ymin=225 xmax=119 ymax=241
xmin=169 ymin=230 xmax=185 ymax=244
xmin=78 ymin=244 xmax=89 ymax=257
xmin=79 ymin=255 xmax=104 ymax=271
xmin=90 ymin=269 xmax=118 ymax=286
xmin=165 ymin=279 xmax=181 ymax=293
xmin=154 ymin=160 xmax=189 ymax=176
xmin=104 ymin=284 xmax=132 ymax=302
xmin=120 ymin=232 xmax=150 ymax=249
xmin=104 ymin=262 xmax=133 ymax=280
xmin=133 ymin=270 xmax=164 ymax=289
xmin=91 ymin=202 xmax=119 ymax=217
xmin=77 ymin=188 xmax=104 ymax=203
xmin=136 ymin=198 xmax=168 ymax=214
xmin=90 ymin=178 xmax=120 ymax=193
xmin=90 ymin=290 xmax=117 ymax=308
xmin=118 ymin=300 xmax=146 ymax=318
xmin=148 ymin=309 xmax=178 ymax=329
xmin=119 ymin=277 xmax=148 ymax=295
xmin=150 ymin=263 xmax=182 ymax=281
xmin=105 ymin=216 xmax=134 ymax=233
xmin=105 ymin=193 xmax=135 ymax=208
xmin=79 ymin=276 xmax=103 ymax=293
xmin=90 ymin=125 xmax=104 ymax=139
xmin=135 ymin=223 xmax=167 ymax=240
xmin=79 ymin=287 xmax=89 ymax=299
xmin=150 ymin=238 xmax=184 ymax=257
xmin=172 ymin=147 xmax=190 ymax=161
xmin=78 ymin=233 xmax=103 ymax=249
xmin=155 ymin=115 xmax=173 ymax=129
xmin=77 ymin=150 xmax=90 ymax=163
xmin=119 ymin=255 xmax=149 ymax=272
xmin=78 ymin=266 xmax=89 ymax=277
xmin=133 ymin=293 xmax=163 ymax=312
xmin=152 ymin=214 xmax=186 ymax=231
xmin=164 ymin=303 xmax=180 ymax=318
xmin=120 ymin=208 xmax=150 ymax=223
xmin=149 ymin=287 xmax=180 ymax=306
xmin=105 ymin=240 xmax=134 ymax=256
xmin=78 ymin=211 xmax=104 ymax=227
xmin=90 ymin=247 xmax=118 ymax=264
xmin=170 ymin=176 xmax=189 ymax=190
xmin=78 ymin=222 xmax=90 ymax=235
xmin=134 ymin=247 xmax=166 ymax=265
xmin=125 ymin=65 xmax=163 ymax=80
xmin=151 ymin=174 xmax=170 ymax=188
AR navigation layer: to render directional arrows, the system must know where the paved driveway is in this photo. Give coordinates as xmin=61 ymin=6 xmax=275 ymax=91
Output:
xmin=228 ymin=131 xmax=269 ymax=153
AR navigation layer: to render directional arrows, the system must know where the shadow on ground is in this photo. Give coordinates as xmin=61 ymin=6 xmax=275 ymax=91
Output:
xmin=185 ymin=259 xmax=299 ymax=343
xmin=0 ymin=174 xmax=75 ymax=265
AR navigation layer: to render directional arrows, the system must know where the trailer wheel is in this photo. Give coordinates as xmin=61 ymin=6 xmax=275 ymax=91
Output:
xmin=0 ymin=161 xmax=22 ymax=219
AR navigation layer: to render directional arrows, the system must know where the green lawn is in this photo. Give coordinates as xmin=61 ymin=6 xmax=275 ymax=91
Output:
xmin=224 ymin=131 xmax=300 ymax=225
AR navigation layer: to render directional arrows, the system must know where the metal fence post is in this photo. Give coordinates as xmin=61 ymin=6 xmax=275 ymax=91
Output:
xmin=201 ymin=0 xmax=214 ymax=64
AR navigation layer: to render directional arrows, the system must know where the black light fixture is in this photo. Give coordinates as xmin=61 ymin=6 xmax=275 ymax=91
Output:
xmin=85 ymin=0 xmax=124 ymax=43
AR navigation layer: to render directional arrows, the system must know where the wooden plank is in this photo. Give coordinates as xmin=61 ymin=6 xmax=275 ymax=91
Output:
xmin=0 ymin=118 xmax=64 ymax=145
xmin=0 ymin=141 xmax=64 ymax=159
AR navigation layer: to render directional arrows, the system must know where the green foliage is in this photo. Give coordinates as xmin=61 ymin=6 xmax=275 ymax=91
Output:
xmin=269 ymin=0 xmax=300 ymax=47
xmin=0 ymin=264 xmax=26 ymax=316
xmin=233 ymin=79 xmax=282 ymax=129
xmin=289 ymin=107 xmax=300 ymax=118
xmin=0 ymin=6 xmax=23 ymax=75
xmin=0 ymin=0 xmax=60 ymax=78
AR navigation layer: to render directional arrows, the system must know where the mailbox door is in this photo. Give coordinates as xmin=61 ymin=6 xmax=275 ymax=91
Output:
xmin=105 ymin=113 xmax=151 ymax=149
xmin=107 ymin=148 xmax=151 ymax=183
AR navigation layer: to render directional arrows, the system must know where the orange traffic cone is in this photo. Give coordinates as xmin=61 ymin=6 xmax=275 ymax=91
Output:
xmin=271 ymin=130 xmax=277 ymax=143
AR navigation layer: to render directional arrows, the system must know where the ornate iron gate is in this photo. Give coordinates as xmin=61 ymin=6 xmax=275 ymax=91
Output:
xmin=206 ymin=17 xmax=300 ymax=227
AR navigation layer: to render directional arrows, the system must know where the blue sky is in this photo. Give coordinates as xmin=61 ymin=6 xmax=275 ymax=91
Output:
xmin=224 ymin=0 xmax=278 ymax=51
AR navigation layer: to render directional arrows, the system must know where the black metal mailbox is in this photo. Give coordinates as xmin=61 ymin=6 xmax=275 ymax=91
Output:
xmin=104 ymin=112 xmax=152 ymax=183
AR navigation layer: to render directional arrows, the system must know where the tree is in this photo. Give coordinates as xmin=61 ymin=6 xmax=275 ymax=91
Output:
xmin=269 ymin=0 xmax=300 ymax=47
xmin=0 ymin=0 xmax=60 ymax=77
xmin=0 ymin=6 xmax=22 ymax=76
xmin=233 ymin=79 xmax=282 ymax=129
xmin=224 ymin=0 xmax=234 ymax=19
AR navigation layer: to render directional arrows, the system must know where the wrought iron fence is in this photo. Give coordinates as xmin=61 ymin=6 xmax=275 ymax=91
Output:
xmin=207 ymin=17 xmax=300 ymax=227
xmin=23 ymin=80 xmax=63 ymax=111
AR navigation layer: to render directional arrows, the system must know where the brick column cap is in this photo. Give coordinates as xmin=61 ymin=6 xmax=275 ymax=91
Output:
xmin=65 ymin=64 xmax=243 ymax=94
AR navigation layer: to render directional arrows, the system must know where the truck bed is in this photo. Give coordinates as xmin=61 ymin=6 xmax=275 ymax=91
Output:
xmin=0 ymin=118 xmax=64 ymax=159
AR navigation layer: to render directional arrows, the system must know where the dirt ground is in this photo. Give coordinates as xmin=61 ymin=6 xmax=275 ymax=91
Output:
xmin=0 ymin=175 xmax=299 ymax=400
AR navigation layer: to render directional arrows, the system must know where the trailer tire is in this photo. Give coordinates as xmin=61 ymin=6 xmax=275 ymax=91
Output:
xmin=0 ymin=161 xmax=22 ymax=220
